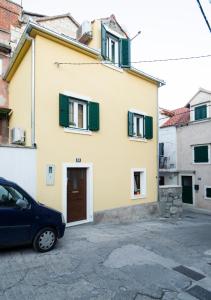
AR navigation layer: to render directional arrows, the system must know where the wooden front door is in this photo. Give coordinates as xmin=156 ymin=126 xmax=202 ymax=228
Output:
xmin=67 ymin=168 xmax=87 ymax=223
xmin=182 ymin=176 xmax=193 ymax=204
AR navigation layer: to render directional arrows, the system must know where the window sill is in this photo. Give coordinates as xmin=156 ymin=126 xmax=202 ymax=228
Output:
xmin=190 ymin=118 xmax=211 ymax=124
xmin=64 ymin=128 xmax=92 ymax=135
xmin=192 ymin=162 xmax=210 ymax=165
xmin=102 ymin=61 xmax=123 ymax=73
xmin=205 ymin=197 xmax=211 ymax=201
xmin=131 ymin=194 xmax=147 ymax=200
xmin=129 ymin=137 xmax=147 ymax=142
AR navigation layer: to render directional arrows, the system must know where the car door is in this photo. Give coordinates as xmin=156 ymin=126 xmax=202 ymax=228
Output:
xmin=0 ymin=184 xmax=34 ymax=246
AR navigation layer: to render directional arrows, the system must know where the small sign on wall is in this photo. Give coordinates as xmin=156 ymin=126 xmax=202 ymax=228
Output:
xmin=46 ymin=164 xmax=55 ymax=186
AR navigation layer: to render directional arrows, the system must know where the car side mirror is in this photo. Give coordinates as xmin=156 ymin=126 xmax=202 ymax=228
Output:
xmin=16 ymin=199 xmax=29 ymax=210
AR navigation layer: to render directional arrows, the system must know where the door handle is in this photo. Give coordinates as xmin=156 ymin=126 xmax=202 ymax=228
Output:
xmin=72 ymin=191 xmax=79 ymax=194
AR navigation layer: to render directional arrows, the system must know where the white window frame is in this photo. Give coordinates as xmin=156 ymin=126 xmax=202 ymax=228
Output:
xmin=129 ymin=108 xmax=148 ymax=142
xmin=204 ymin=186 xmax=211 ymax=200
xmin=192 ymin=144 xmax=211 ymax=165
xmin=107 ymin=35 xmax=119 ymax=65
xmin=0 ymin=58 xmax=3 ymax=76
xmin=69 ymin=99 xmax=87 ymax=130
xmin=192 ymin=102 xmax=210 ymax=122
xmin=131 ymin=168 xmax=147 ymax=200
xmin=133 ymin=114 xmax=144 ymax=138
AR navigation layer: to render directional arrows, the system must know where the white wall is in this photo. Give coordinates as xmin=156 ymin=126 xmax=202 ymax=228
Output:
xmin=164 ymin=173 xmax=178 ymax=185
xmin=0 ymin=147 xmax=36 ymax=198
xmin=190 ymin=91 xmax=211 ymax=122
xmin=159 ymin=126 xmax=177 ymax=169
xmin=159 ymin=111 xmax=169 ymax=127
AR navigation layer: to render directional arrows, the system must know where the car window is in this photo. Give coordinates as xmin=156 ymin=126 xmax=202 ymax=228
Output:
xmin=0 ymin=185 xmax=29 ymax=208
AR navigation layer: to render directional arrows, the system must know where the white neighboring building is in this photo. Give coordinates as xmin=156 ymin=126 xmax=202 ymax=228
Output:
xmin=159 ymin=107 xmax=190 ymax=186
xmin=159 ymin=88 xmax=211 ymax=211
xmin=177 ymin=88 xmax=211 ymax=210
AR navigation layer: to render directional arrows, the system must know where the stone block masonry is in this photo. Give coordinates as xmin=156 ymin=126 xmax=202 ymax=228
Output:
xmin=159 ymin=185 xmax=183 ymax=218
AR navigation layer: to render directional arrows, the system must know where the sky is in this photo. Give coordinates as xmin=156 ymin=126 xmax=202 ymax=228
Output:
xmin=15 ymin=0 xmax=211 ymax=109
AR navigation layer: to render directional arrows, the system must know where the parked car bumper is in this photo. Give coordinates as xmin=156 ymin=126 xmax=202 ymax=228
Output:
xmin=57 ymin=223 xmax=66 ymax=238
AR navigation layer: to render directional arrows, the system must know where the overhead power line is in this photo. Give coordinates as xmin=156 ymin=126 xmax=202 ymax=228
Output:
xmin=55 ymin=54 xmax=211 ymax=66
xmin=196 ymin=0 xmax=211 ymax=32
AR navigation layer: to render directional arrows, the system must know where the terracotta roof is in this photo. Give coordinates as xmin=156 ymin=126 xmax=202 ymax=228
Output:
xmin=161 ymin=107 xmax=190 ymax=127
xmin=159 ymin=108 xmax=174 ymax=117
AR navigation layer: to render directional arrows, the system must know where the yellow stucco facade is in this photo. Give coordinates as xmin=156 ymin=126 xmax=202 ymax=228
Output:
xmin=7 ymin=22 xmax=163 ymax=223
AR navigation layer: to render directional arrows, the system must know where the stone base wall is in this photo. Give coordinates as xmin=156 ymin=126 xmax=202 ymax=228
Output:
xmin=159 ymin=186 xmax=183 ymax=218
xmin=94 ymin=202 xmax=159 ymax=224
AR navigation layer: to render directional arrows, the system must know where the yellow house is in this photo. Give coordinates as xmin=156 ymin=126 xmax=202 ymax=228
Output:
xmin=5 ymin=15 xmax=165 ymax=226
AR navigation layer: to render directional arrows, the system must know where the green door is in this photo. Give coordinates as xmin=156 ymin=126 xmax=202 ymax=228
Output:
xmin=182 ymin=176 xmax=193 ymax=204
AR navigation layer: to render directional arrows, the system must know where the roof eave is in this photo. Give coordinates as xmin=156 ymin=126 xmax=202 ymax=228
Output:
xmin=126 ymin=67 xmax=165 ymax=87
xmin=4 ymin=22 xmax=165 ymax=87
xmin=4 ymin=22 xmax=100 ymax=82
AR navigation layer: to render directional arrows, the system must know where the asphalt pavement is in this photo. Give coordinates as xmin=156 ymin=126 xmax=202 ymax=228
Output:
xmin=1 ymin=211 xmax=211 ymax=299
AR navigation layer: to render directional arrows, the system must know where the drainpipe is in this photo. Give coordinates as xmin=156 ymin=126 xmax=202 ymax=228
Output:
xmin=26 ymin=35 xmax=36 ymax=147
xmin=157 ymin=84 xmax=160 ymax=205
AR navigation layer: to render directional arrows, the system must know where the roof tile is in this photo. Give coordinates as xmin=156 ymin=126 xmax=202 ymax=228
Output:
xmin=161 ymin=107 xmax=190 ymax=127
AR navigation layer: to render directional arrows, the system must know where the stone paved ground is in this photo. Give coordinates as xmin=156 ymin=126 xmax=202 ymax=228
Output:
xmin=1 ymin=211 xmax=211 ymax=300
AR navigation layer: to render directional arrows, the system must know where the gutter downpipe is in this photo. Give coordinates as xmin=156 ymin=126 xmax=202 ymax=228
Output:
xmin=157 ymin=84 xmax=160 ymax=207
xmin=26 ymin=35 xmax=36 ymax=147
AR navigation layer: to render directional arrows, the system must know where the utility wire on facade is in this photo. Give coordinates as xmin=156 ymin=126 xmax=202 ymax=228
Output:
xmin=55 ymin=54 xmax=211 ymax=66
xmin=159 ymin=104 xmax=211 ymax=121
xmin=196 ymin=0 xmax=211 ymax=32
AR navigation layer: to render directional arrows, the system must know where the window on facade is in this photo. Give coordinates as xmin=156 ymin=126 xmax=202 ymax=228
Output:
xmin=0 ymin=115 xmax=3 ymax=136
xmin=193 ymin=145 xmax=209 ymax=163
xmin=159 ymin=176 xmax=165 ymax=186
xmin=69 ymin=100 xmax=87 ymax=129
xmin=194 ymin=105 xmax=207 ymax=121
xmin=131 ymin=168 xmax=146 ymax=199
xmin=159 ymin=143 xmax=164 ymax=157
xmin=101 ymin=25 xmax=131 ymax=68
xmin=206 ymin=187 xmax=211 ymax=199
xmin=105 ymin=34 xmax=119 ymax=65
xmin=134 ymin=172 xmax=141 ymax=195
xmin=128 ymin=111 xmax=153 ymax=140
xmin=134 ymin=114 xmax=144 ymax=137
xmin=59 ymin=94 xmax=100 ymax=132
xmin=0 ymin=58 xmax=3 ymax=76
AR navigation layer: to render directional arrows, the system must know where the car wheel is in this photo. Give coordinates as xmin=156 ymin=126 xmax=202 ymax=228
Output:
xmin=33 ymin=227 xmax=57 ymax=252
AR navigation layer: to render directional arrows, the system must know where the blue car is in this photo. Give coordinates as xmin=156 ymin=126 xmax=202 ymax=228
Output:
xmin=0 ymin=177 xmax=66 ymax=252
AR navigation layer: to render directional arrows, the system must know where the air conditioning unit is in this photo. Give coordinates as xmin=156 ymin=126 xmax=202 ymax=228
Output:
xmin=11 ymin=128 xmax=25 ymax=145
xmin=77 ymin=21 xmax=92 ymax=44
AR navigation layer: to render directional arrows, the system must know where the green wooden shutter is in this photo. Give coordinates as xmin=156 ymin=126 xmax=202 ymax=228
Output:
xmin=144 ymin=116 xmax=153 ymax=139
xmin=120 ymin=39 xmax=131 ymax=68
xmin=128 ymin=111 xmax=134 ymax=136
xmin=59 ymin=94 xmax=69 ymax=127
xmin=88 ymin=102 xmax=99 ymax=131
xmin=195 ymin=105 xmax=207 ymax=120
xmin=101 ymin=24 xmax=107 ymax=60
xmin=194 ymin=145 xmax=208 ymax=163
